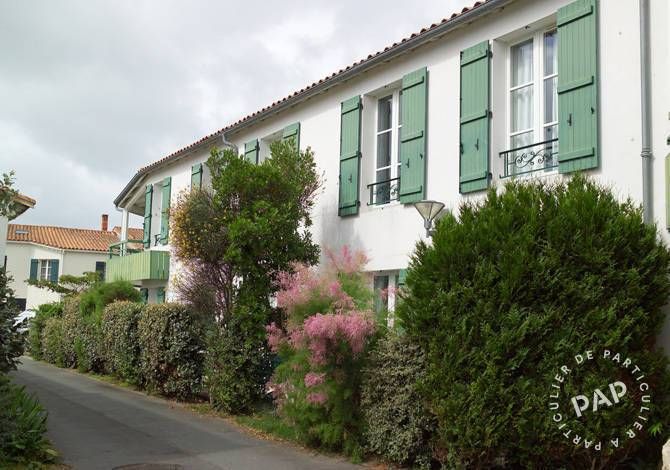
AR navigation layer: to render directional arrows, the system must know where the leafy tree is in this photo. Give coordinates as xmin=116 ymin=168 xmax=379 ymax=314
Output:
xmin=398 ymin=176 xmax=670 ymax=469
xmin=0 ymin=269 xmax=24 ymax=373
xmin=27 ymin=272 xmax=100 ymax=296
xmin=172 ymin=140 xmax=321 ymax=411
xmin=78 ymin=280 xmax=141 ymax=317
xmin=0 ymin=171 xmax=19 ymax=219
xmin=171 ymin=140 xmax=321 ymax=321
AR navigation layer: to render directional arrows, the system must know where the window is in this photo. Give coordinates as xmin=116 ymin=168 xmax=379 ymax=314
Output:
xmin=259 ymin=131 xmax=282 ymax=163
xmin=373 ymin=91 xmax=402 ymax=204
xmin=15 ymin=298 xmax=26 ymax=311
xmin=373 ymin=275 xmax=389 ymax=314
xmin=95 ymin=261 xmax=106 ymax=282
xmin=373 ymin=271 xmax=403 ymax=327
xmin=39 ymin=260 xmax=53 ymax=281
xmin=509 ymin=29 xmax=558 ymax=173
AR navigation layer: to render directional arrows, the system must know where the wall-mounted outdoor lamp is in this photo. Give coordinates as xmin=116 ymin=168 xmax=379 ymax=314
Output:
xmin=413 ymin=200 xmax=445 ymax=237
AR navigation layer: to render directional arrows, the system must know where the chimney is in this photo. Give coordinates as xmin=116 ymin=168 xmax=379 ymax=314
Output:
xmin=101 ymin=214 xmax=109 ymax=231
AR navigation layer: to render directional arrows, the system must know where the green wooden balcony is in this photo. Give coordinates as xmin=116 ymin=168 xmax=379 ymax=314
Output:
xmin=106 ymin=249 xmax=170 ymax=282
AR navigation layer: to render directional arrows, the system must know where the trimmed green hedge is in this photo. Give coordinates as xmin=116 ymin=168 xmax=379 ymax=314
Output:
xmin=41 ymin=316 xmax=65 ymax=367
xmin=27 ymin=302 xmax=63 ymax=360
xmin=101 ymin=301 xmax=143 ymax=384
xmin=398 ymin=176 xmax=670 ymax=468
xmin=138 ymin=303 xmax=205 ymax=400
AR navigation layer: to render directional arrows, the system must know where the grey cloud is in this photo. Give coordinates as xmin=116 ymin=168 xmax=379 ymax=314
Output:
xmin=0 ymin=0 xmax=471 ymax=229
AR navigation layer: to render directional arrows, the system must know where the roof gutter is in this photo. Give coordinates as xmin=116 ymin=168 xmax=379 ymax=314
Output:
xmin=114 ymin=0 xmax=510 ymax=206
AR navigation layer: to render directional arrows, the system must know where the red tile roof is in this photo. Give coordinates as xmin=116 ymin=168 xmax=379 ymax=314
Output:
xmin=7 ymin=224 xmax=143 ymax=252
xmin=116 ymin=0 xmax=503 ymax=205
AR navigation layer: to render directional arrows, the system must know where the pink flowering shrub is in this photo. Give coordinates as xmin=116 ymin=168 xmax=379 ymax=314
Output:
xmin=267 ymin=246 xmax=376 ymax=458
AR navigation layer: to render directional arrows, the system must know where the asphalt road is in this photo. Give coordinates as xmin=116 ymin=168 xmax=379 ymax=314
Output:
xmin=11 ymin=357 xmax=359 ymax=470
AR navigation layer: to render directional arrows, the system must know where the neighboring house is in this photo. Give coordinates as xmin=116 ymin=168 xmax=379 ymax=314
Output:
xmin=0 ymin=192 xmax=36 ymax=266
xmin=111 ymin=0 xmax=669 ymax=323
xmin=6 ymin=215 xmax=143 ymax=310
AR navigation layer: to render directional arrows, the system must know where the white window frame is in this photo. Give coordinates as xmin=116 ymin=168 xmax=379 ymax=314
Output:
xmin=373 ymin=90 xmax=402 ymax=205
xmin=373 ymin=271 xmax=401 ymax=327
xmin=506 ymin=28 xmax=558 ymax=176
xmin=39 ymin=259 xmax=52 ymax=281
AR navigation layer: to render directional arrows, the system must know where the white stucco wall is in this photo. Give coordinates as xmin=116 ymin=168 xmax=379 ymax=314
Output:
xmin=117 ymin=0 xmax=670 ymax=328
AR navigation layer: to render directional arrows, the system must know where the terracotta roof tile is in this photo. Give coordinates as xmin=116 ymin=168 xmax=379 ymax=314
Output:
xmin=7 ymin=224 xmax=143 ymax=252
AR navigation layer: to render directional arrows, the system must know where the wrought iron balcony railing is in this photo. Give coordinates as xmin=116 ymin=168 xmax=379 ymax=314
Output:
xmin=499 ymin=138 xmax=559 ymax=179
xmin=367 ymin=177 xmax=400 ymax=206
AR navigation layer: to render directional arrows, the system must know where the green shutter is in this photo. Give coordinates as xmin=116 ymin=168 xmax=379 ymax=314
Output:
xmin=50 ymin=259 xmax=59 ymax=283
xmin=397 ymin=269 xmax=408 ymax=287
xmin=282 ymin=122 xmax=300 ymax=150
xmin=156 ymin=287 xmax=166 ymax=304
xmin=160 ymin=177 xmax=171 ymax=245
xmin=459 ymin=40 xmax=491 ymax=194
xmin=557 ymin=0 xmax=599 ymax=172
xmin=338 ymin=96 xmax=362 ymax=217
xmin=191 ymin=163 xmax=203 ymax=189
xmin=244 ymin=139 xmax=259 ymax=164
xmin=143 ymin=184 xmax=153 ymax=248
xmin=140 ymin=288 xmax=148 ymax=304
xmin=399 ymin=67 xmax=428 ymax=204
xmin=29 ymin=259 xmax=38 ymax=280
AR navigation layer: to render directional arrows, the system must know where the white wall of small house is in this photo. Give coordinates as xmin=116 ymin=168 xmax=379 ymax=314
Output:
xmin=5 ymin=242 xmax=110 ymax=309
xmin=118 ymin=0 xmax=670 ymax=328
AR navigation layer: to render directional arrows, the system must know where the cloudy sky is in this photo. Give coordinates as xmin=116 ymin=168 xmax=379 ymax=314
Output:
xmin=1 ymin=0 xmax=471 ymax=230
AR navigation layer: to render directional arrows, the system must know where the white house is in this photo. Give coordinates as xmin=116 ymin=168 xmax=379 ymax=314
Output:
xmin=6 ymin=215 xmax=143 ymax=310
xmin=1 ymin=192 xmax=36 ymax=267
xmin=111 ymin=0 xmax=669 ymax=339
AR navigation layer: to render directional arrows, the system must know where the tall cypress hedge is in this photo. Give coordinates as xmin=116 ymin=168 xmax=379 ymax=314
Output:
xmin=398 ymin=176 xmax=670 ymax=468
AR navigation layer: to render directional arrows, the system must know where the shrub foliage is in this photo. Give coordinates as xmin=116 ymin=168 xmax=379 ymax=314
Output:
xmin=204 ymin=307 xmax=273 ymax=414
xmin=0 ymin=269 xmax=24 ymax=373
xmin=101 ymin=301 xmax=144 ymax=384
xmin=138 ymin=303 xmax=204 ymax=400
xmin=361 ymin=332 xmax=435 ymax=468
xmin=398 ymin=176 xmax=670 ymax=468
xmin=267 ymin=248 xmax=376 ymax=458
xmin=27 ymin=302 xmax=63 ymax=360
xmin=0 ymin=374 xmax=55 ymax=466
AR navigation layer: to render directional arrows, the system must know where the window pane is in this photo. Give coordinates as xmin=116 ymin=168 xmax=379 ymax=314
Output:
xmin=511 ymin=39 xmax=533 ymax=87
xmin=375 ymin=168 xmax=391 ymax=204
xmin=544 ymin=30 xmax=557 ymax=76
xmin=544 ymin=125 xmax=558 ymax=166
xmin=511 ymin=85 xmax=533 ymax=132
xmin=377 ymin=96 xmax=392 ymax=131
xmin=544 ymin=76 xmax=557 ymax=124
xmin=510 ymin=131 xmax=534 ymax=176
xmin=511 ymin=131 xmax=534 ymax=150
xmin=376 ymin=132 xmax=391 ymax=168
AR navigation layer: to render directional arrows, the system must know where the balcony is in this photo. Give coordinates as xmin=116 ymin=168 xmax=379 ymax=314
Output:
xmin=106 ymin=240 xmax=169 ymax=282
xmin=499 ymin=138 xmax=558 ymax=179
xmin=367 ymin=177 xmax=400 ymax=206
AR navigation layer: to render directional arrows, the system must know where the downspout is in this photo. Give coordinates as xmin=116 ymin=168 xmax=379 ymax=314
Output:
xmin=220 ymin=133 xmax=238 ymax=154
xmin=640 ymin=0 xmax=653 ymax=224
